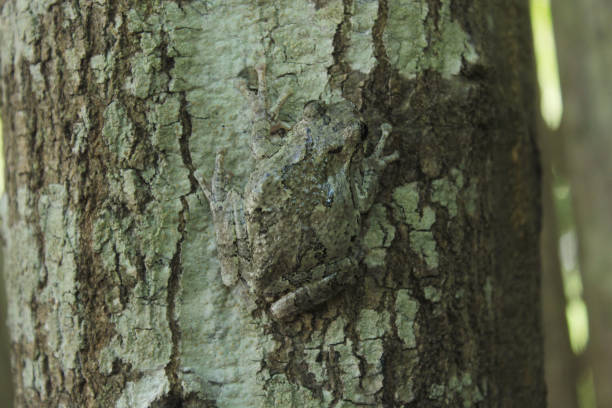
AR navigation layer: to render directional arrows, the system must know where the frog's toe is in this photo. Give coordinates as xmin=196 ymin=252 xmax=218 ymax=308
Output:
xmin=207 ymin=150 xmax=230 ymax=201
xmin=374 ymin=123 xmax=395 ymax=155
xmin=194 ymin=169 xmax=212 ymax=200
xmin=381 ymin=151 xmax=400 ymax=166
xmin=380 ymin=122 xmax=393 ymax=136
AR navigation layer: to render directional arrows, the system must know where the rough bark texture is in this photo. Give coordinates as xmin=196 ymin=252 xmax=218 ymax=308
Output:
xmin=552 ymin=1 xmax=612 ymax=406
xmin=0 ymin=250 xmax=14 ymax=408
xmin=0 ymin=1 xmax=544 ymax=407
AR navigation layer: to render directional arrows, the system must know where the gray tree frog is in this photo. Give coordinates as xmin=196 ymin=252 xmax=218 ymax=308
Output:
xmin=198 ymin=64 xmax=398 ymax=319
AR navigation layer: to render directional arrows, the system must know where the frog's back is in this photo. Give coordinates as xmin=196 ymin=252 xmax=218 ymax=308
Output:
xmin=243 ymin=101 xmax=365 ymax=293
xmin=246 ymin=154 xmax=359 ymax=289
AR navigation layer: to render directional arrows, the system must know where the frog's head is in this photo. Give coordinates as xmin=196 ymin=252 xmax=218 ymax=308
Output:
xmin=303 ymin=100 xmax=365 ymax=157
xmin=339 ymin=118 xmax=365 ymax=151
xmin=303 ymin=100 xmax=326 ymax=120
xmin=326 ymin=101 xmax=364 ymax=155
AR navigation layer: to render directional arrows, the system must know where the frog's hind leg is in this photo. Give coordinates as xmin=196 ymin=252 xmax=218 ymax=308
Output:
xmin=270 ymin=258 xmax=358 ymax=320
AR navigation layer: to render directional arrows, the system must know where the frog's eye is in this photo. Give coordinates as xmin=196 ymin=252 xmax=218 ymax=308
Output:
xmin=323 ymin=183 xmax=335 ymax=207
xmin=359 ymin=122 xmax=367 ymax=139
xmin=303 ymin=101 xmax=325 ymax=118
xmin=344 ymin=122 xmax=366 ymax=145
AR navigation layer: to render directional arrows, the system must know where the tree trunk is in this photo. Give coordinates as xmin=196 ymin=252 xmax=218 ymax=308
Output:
xmin=0 ymin=1 xmax=544 ymax=407
xmin=551 ymin=1 xmax=612 ymax=405
xmin=0 ymin=249 xmax=14 ymax=407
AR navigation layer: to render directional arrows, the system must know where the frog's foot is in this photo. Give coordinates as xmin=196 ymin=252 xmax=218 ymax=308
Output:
xmin=253 ymin=63 xmax=293 ymax=121
xmin=196 ymin=150 xmax=249 ymax=288
xmin=270 ymin=87 xmax=292 ymax=124
xmin=270 ymin=258 xmax=357 ymax=320
xmin=253 ymin=62 xmax=268 ymax=118
xmin=372 ymin=123 xmax=400 ymax=169
xmin=196 ymin=150 xmax=229 ymax=204
xmin=238 ymin=61 xmax=293 ymax=158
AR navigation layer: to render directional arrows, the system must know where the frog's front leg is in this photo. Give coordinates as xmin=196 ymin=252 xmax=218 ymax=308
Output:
xmin=270 ymin=258 xmax=358 ymax=320
xmin=354 ymin=123 xmax=400 ymax=212
xmin=239 ymin=62 xmax=292 ymax=159
xmin=196 ymin=151 xmax=249 ymax=287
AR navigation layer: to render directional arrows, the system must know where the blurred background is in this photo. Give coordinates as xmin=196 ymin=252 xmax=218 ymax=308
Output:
xmin=0 ymin=1 xmax=609 ymax=407
xmin=534 ymin=0 xmax=612 ymax=406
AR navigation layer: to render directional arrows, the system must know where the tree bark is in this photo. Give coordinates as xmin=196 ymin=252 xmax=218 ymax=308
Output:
xmin=551 ymin=1 xmax=612 ymax=405
xmin=0 ymin=1 xmax=544 ymax=407
xmin=0 ymin=249 xmax=14 ymax=407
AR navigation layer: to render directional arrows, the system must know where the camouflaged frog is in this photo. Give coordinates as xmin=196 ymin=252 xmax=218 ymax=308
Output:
xmin=198 ymin=64 xmax=398 ymax=319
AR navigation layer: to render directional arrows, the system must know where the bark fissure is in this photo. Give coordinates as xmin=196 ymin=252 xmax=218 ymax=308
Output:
xmin=165 ymin=196 xmax=187 ymax=402
xmin=372 ymin=0 xmax=388 ymax=67
xmin=177 ymin=93 xmax=197 ymax=194
xmin=328 ymin=0 xmax=353 ymax=94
